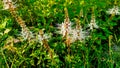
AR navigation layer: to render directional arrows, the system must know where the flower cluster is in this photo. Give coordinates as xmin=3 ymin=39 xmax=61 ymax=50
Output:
xmin=21 ymin=27 xmax=34 ymax=40
xmin=20 ymin=28 xmax=51 ymax=42
xmin=71 ymin=27 xmax=86 ymax=42
xmin=2 ymin=0 xmax=16 ymax=10
xmin=37 ymin=29 xmax=51 ymax=42
xmin=57 ymin=8 xmax=99 ymax=43
xmin=57 ymin=19 xmax=72 ymax=38
xmin=57 ymin=17 xmax=87 ymax=43
xmin=106 ymin=6 xmax=120 ymax=15
xmin=88 ymin=14 xmax=99 ymax=30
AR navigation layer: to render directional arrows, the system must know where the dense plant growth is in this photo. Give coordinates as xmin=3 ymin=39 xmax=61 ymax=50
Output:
xmin=0 ymin=0 xmax=120 ymax=68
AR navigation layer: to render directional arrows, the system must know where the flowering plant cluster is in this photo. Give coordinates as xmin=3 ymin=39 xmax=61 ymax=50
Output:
xmin=0 ymin=0 xmax=120 ymax=68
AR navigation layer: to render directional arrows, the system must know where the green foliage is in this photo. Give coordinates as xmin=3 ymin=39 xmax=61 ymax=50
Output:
xmin=0 ymin=0 xmax=120 ymax=68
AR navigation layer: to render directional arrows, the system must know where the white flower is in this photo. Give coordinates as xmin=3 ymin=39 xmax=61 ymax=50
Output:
xmin=38 ymin=33 xmax=51 ymax=42
xmin=57 ymin=21 xmax=72 ymax=37
xmin=71 ymin=28 xmax=86 ymax=42
xmin=106 ymin=6 xmax=120 ymax=15
xmin=21 ymin=28 xmax=34 ymax=40
xmin=44 ymin=33 xmax=51 ymax=39
xmin=37 ymin=29 xmax=51 ymax=42
xmin=2 ymin=0 xmax=16 ymax=10
xmin=37 ymin=34 xmax=43 ymax=41
xmin=88 ymin=17 xmax=99 ymax=30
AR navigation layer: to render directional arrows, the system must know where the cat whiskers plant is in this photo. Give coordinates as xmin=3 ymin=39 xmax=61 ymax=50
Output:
xmin=57 ymin=21 xmax=72 ymax=38
xmin=38 ymin=29 xmax=53 ymax=58
xmin=71 ymin=19 xmax=86 ymax=42
xmin=88 ymin=12 xmax=99 ymax=31
xmin=57 ymin=11 xmax=72 ymax=38
xmin=37 ymin=29 xmax=51 ymax=43
xmin=63 ymin=9 xmax=72 ymax=53
xmin=57 ymin=7 xmax=73 ymax=54
xmin=3 ymin=0 xmax=34 ymax=41
xmin=106 ymin=6 xmax=120 ymax=15
xmin=106 ymin=0 xmax=120 ymax=16
xmin=21 ymin=27 xmax=34 ymax=41
xmin=2 ymin=0 xmax=16 ymax=10
xmin=106 ymin=0 xmax=120 ymax=19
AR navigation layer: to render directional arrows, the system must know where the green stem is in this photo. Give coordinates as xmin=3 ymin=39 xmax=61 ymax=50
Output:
xmin=1 ymin=48 xmax=9 ymax=68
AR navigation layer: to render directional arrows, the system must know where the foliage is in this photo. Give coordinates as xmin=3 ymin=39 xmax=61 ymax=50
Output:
xmin=0 ymin=0 xmax=120 ymax=68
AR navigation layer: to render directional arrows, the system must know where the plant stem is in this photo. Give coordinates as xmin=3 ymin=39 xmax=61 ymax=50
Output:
xmin=1 ymin=48 xmax=9 ymax=68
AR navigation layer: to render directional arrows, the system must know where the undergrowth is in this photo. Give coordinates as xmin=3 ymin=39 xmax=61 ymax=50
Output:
xmin=0 ymin=0 xmax=120 ymax=68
